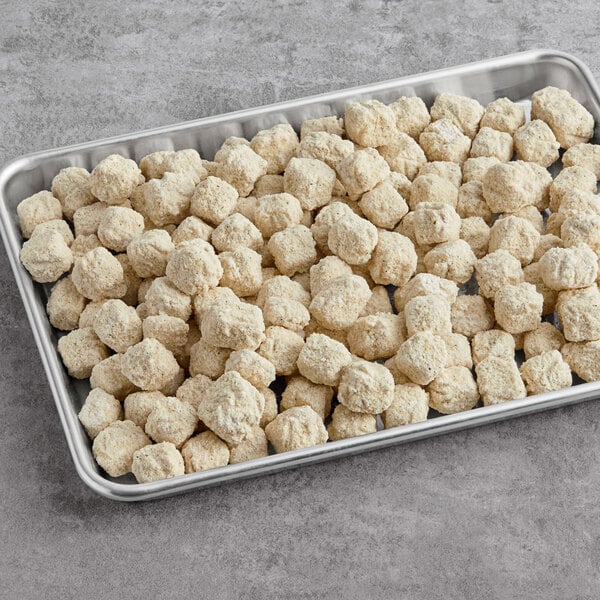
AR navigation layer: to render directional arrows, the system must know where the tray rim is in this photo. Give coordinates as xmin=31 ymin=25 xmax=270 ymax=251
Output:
xmin=1 ymin=48 xmax=599 ymax=502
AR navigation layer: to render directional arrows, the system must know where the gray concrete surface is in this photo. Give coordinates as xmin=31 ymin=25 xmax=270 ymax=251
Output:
xmin=1 ymin=1 xmax=600 ymax=598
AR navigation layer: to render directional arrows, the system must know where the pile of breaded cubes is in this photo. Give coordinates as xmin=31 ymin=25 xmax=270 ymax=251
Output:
xmin=17 ymin=85 xmax=600 ymax=483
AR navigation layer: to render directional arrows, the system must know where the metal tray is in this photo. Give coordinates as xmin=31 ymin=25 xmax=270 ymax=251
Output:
xmin=2 ymin=49 xmax=600 ymax=502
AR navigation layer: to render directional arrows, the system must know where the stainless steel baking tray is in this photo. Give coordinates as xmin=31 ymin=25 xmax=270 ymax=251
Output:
xmin=2 ymin=49 xmax=599 ymax=501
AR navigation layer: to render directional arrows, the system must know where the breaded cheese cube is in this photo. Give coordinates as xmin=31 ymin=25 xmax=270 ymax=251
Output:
xmin=378 ymin=132 xmax=427 ymax=180
xmin=309 ymin=274 xmax=371 ymax=331
xmin=419 ymin=119 xmax=471 ymax=164
xmin=144 ymin=396 xmax=198 ymax=448
xmin=71 ymin=233 xmax=102 ymax=259
xmin=17 ymin=191 xmax=63 ymax=238
xmin=211 ymin=213 xmax=263 ymax=253
xmin=562 ymin=143 xmax=600 ymax=179
xmin=297 ymin=333 xmax=352 ymax=386
xmin=450 ymin=294 xmax=494 ymax=339
xmin=549 ymin=166 xmax=597 ymax=212
xmin=175 ymin=375 xmax=213 ymax=413
xmin=91 ymin=354 xmax=136 ymax=400
xmin=300 ymin=115 xmax=345 ymax=138
xmin=520 ymin=350 xmax=572 ymax=395
xmin=139 ymin=148 xmax=206 ymax=184
xmin=358 ymin=179 xmax=408 ymax=229
xmin=418 ymin=161 xmax=462 ymax=188
xmin=142 ymin=314 xmax=189 ymax=354
xmin=561 ymin=341 xmax=600 ymax=382
xmin=213 ymin=143 xmax=268 ymax=197
xmin=189 ymin=339 xmax=231 ymax=379
xmin=405 ymin=294 xmax=452 ymax=337
xmin=475 ymin=356 xmax=526 ymax=406
xmin=253 ymin=174 xmax=285 ymax=198
xmin=265 ymin=406 xmax=328 ymax=453
xmin=165 ymin=239 xmax=222 ymax=296
xmin=181 ymin=431 xmax=230 ymax=472
xmin=97 ymin=206 xmax=144 ymax=252
xmin=73 ymin=202 xmax=109 ymax=236
xmin=224 ymin=349 xmax=276 ymax=389
xmin=480 ymin=97 xmax=525 ymax=135
xmin=71 ymin=247 xmax=125 ymax=300
xmin=338 ymin=360 xmax=394 ymax=414
xmin=127 ymin=229 xmax=174 ymax=278
xmin=461 ymin=156 xmax=501 ymax=184
xmin=498 ymin=205 xmax=543 ymax=235
xmin=555 ymin=189 xmax=600 ymax=219
xmin=482 ymin=161 xmax=538 ymax=213
xmin=531 ymin=86 xmax=594 ymax=148
xmin=444 ymin=332 xmax=473 ymax=369
xmin=281 ymin=376 xmax=333 ymax=421
xmin=121 ymin=338 xmax=180 ymax=391
xmin=20 ymin=230 xmax=73 ymax=283
xmin=46 ymin=276 xmax=87 ymax=331
xmin=344 ymin=99 xmax=396 ymax=147
xmin=133 ymin=172 xmax=195 ymax=225
xmin=131 ymin=441 xmax=184 ymax=483
xmin=471 ymin=329 xmax=515 ymax=365
xmin=229 ymin=426 xmax=268 ymax=464
xmin=427 ymin=366 xmax=479 ymax=414
xmin=197 ymin=371 xmax=264 ymax=444
xmin=533 ymin=234 xmax=564 ymax=263
xmin=389 ymin=95 xmax=431 ymax=139
xmin=218 ymin=247 xmax=262 ymax=297
xmin=513 ymin=120 xmax=560 ymax=167
xmin=144 ymin=276 xmax=192 ymax=321
xmin=268 ymin=224 xmax=317 ymax=276
xmin=469 ymin=127 xmax=513 ymax=162
xmin=328 ymin=212 xmax=378 ymax=266
xmin=257 ymin=326 xmax=304 ymax=376
xmin=29 ymin=219 xmax=73 ymax=247
xmin=523 ymin=322 xmax=565 ymax=360
xmin=475 ymin=249 xmax=523 ymax=299
xmin=494 ymin=282 xmax=543 ymax=334
xmin=116 ymin=253 xmax=142 ymax=307
xmin=297 ymin=131 xmax=354 ymax=169
xmin=262 ymin=296 xmax=310 ymax=331
xmin=488 ymin=215 xmax=540 ymax=267
xmin=557 ymin=285 xmax=600 ymax=342
xmin=335 ymin=148 xmax=391 ymax=201
xmin=539 ymin=245 xmax=598 ymax=291
xmin=250 ymin=124 xmax=299 ymax=174
xmin=51 ymin=166 xmax=90 ymax=205
xmin=523 ymin=262 xmax=557 ymax=316
xmin=201 ymin=301 xmax=265 ymax=351
xmin=78 ymin=388 xmax=123 ymax=440
xmin=93 ymin=420 xmax=150 ymax=477
xmin=89 ymin=154 xmax=144 ymax=205
xmin=310 ymin=256 xmax=353 ymax=296
xmin=394 ymin=331 xmax=448 ymax=385
xmin=62 ymin=182 xmax=96 ymax=221
xmin=190 ymin=176 xmax=238 ymax=226
xmin=424 ymin=239 xmax=477 ymax=285
xmin=393 ymin=272 xmax=458 ymax=311
xmin=360 ymin=285 xmax=394 ymax=316
xmin=93 ymin=299 xmax=142 ymax=353
xmin=382 ymin=383 xmax=429 ymax=427
xmin=253 ymin=193 xmax=303 ymax=238
xmin=413 ymin=202 xmax=461 ymax=245
xmin=282 ymin=157 xmax=335 ymax=211
xmin=327 ymin=405 xmax=377 ymax=440
xmin=172 ymin=215 xmax=213 ymax=245
xmin=57 ymin=327 xmax=109 ymax=379
xmin=460 ymin=216 xmax=490 ymax=259
xmin=561 ymin=213 xmax=600 ymax=255
xmin=347 ymin=313 xmax=404 ymax=360
xmin=430 ymin=93 xmax=484 ymax=139
xmin=256 ymin=274 xmax=311 ymax=309
xmin=409 ymin=174 xmax=458 ymax=211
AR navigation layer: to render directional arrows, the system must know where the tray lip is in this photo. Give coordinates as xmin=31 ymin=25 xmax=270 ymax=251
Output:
xmin=1 ymin=48 xmax=599 ymax=501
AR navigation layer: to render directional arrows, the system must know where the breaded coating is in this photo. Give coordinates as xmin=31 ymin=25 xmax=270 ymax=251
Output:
xmin=131 ymin=441 xmax=184 ymax=483
xmin=469 ymin=127 xmax=513 ymax=162
xmin=427 ymin=366 xmax=479 ymax=414
xmin=258 ymin=326 xmax=305 ymax=376
xmin=78 ymin=388 xmax=123 ymax=440
xmin=297 ymin=333 xmax=352 ymax=386
xmin=419 ymin=119 xmax=471 ymax=164
xmin=523 ymin=322 xmax=565 ymax=361
xmin=265 ymin=406 xmax=328 ymax=453
xmin=494 ymin=282 xmax=543 ymax=334
xmin=280 ymin=376 xmax=333 ymax=421
xmin=394 ymin=331 xmax=448 ymax=386
xmin=480 ymin=97 xmax=525 ymax=135
xmin=94 ymin=420 xmax=151 ymax=478
xmin=58 ymin=327 xmax=110 ymax=379
xmin=471 ymin=329 xmax=515 ymax=365
xmin=90 ymin=154 xmax=144 ymax=205
xmin=513 ymin=120 xmax=560 ymax=167
xmin=389 ymin=96 xmax=431 ymax=139
xmin=344 ymin=99 xmax=396 ymax=147
xmin=520 ymin=350 xmax=572 ymax=395
xmin=475 ymin=356 xmax=526 ymax=406
xmin=121 ymin=338 xmax=181 ymax=391
xmin=382 ymin=383 xmax=429 ymax=427
xmin=327 ymin=405 xmax=377 ymax=440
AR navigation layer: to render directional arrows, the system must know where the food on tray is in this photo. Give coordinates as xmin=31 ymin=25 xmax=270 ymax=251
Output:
xmin=14 ymin=84 xmax=600 ymax=482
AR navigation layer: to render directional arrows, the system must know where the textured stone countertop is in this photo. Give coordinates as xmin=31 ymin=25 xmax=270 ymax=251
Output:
xmin=1 ymin=1 xmax=599 ymax=598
